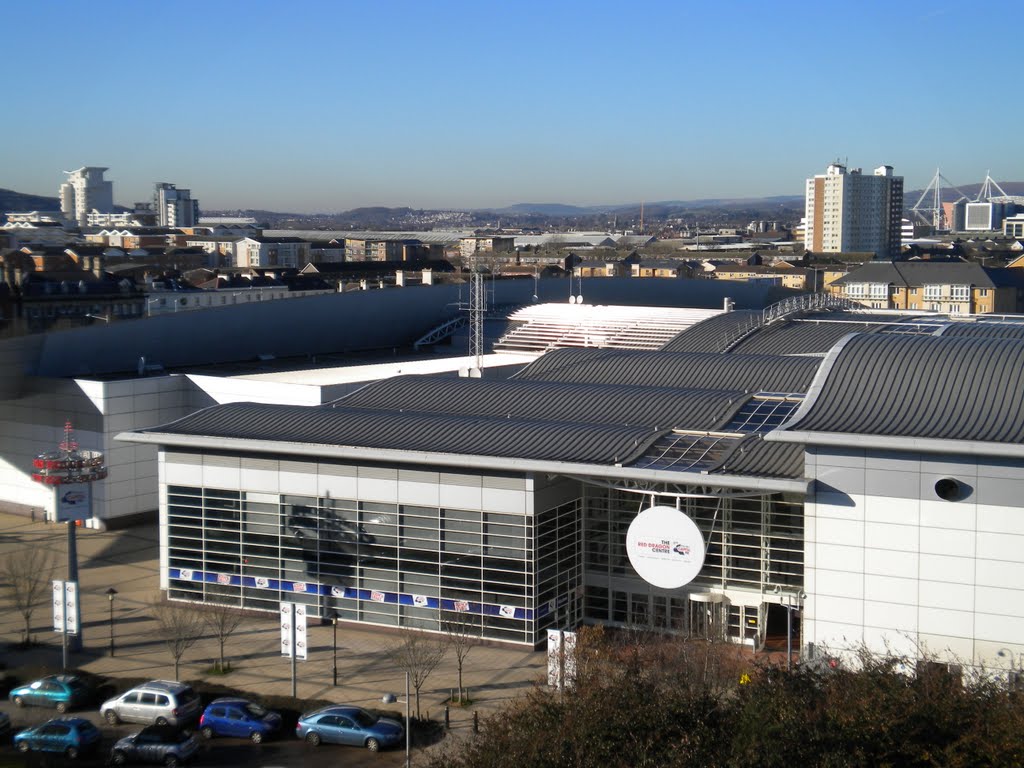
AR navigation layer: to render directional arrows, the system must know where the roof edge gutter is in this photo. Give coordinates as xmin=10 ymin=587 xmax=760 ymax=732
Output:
xmin=116 ymin=431 xmax=810 ymax=494
xmin=767 ymin=428 xmax=1024 ymax=460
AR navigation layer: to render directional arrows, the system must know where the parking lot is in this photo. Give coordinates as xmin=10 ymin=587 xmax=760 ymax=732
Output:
xmin=0 ymin=511 xmax=547 ymax=765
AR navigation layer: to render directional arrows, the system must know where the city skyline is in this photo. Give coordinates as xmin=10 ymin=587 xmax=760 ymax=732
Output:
xmin=4 ymin=0 xmax=1022 ymax=213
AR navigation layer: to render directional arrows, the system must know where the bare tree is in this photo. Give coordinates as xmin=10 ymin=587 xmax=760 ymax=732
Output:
xmin=202 ymin=596 xmax=244 ymax=673
xmin=386 ymin=630 xmax=446 ymax=718
xmin=442 ymin=611 xmax=481 ymax=704
xmin=0 ymin=544 xmax=56 ymax=645
xmin=149 ymin=596 xmax=205 ymax=680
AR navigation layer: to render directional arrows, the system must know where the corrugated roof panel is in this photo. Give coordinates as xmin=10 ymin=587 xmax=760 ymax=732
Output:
xmin=782 ymin=334 xmax=1024 ymax=443
xmin=660 ymin=311 xmax=760 ymax=353
xmin=334 ymin=375 xmax=745 ymax=431
xmin=143 ymin=402 xmax=665 ymax=465
xmin=514 ymin=348 xmax=821 ymax=393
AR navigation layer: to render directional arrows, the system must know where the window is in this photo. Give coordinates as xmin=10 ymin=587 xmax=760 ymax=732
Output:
xmin=923 ymin=285 xmax=942 ymax=300
xmin=951 ymin=284 xmax=969 ymax=301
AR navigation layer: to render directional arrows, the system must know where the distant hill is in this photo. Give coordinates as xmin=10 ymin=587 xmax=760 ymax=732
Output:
xmin=0 ymin=188 xmax=61 ymax=212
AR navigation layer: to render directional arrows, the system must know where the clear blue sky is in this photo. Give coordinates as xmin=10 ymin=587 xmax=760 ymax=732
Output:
xmin=4 ymin=1 xmax=1020 ymax=213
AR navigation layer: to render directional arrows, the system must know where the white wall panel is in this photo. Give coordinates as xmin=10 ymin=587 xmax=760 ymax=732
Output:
xmin=919 ymin=553 xmax=974 ymax=584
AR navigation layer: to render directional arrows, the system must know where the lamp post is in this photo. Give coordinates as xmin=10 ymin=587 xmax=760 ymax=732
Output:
xmin=382 ymin=671 xmax=411 ymax=768
xmin=332 ymin=617 xmax=337 ymax=687
xmin=105 ymin=588 xmax=118 ymax=656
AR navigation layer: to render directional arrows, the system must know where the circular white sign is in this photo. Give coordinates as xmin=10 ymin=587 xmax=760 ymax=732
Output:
xmin=626 ymin=505 xmax=706 ymax=589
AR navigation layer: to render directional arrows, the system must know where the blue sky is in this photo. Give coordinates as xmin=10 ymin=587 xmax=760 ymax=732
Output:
xmin=4 ymin=1 xmax=1020 ymax=212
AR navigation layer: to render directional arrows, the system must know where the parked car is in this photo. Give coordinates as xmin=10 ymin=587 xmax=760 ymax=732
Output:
xmin=101 ymin=680 xmax=201 ymax=726
xmin=295 ymin=705 xmax=403 ymax=752
xmin=111 ymin=725 xmax=200 ymax=767
xmin=9 ymin=674 xmax=90 ymax=712
xmin=13 ymin=717 xmax=101 ymax=759
xmin=199 ymin=697 xmax=281 ymax=743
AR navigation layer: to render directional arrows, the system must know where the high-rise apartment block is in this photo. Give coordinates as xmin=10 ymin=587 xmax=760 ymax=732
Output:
xmin=154 ymin=182 xmax=200 ymax=228
xmin=804 ymin=162 xmax=903 ymax=258
xmin=60 ymin=167 xmax=114 ymax=227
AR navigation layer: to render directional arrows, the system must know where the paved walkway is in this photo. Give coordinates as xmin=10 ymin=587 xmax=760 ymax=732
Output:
xmin=0 ymin=512 xmax=546 ymax=737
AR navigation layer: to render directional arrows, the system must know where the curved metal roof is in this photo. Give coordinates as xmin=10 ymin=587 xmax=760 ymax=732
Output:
xmin=659 ymin=311 xmax=760 ymax=353
xmin=334 ymin=375 xmax=746 ymax=431
xmin=144 ymin=402 xmax=664 ymax=465
xmin=514 ymin=348 xmax=820 ymax=393
xmin=777 ymin=333 xmax=1024 ymax=443
xmin=939 ymin=322 xmax=1024 ymax=341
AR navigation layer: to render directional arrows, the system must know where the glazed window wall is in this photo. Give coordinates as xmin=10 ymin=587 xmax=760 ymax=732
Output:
xmin=166 ymin=485 xmax=537 ymax=644
xmin=582 ymin=487 xmax=803 ymax=642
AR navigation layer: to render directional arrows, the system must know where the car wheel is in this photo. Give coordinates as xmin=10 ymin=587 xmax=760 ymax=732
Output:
xmin=16 ymin=741 xmax=29 ymax=753
xmin=200 ymin=726 xmax=214 ymax=740
xmin=164 ymin=756 xmax=179 ymax=768
xmin=105 ymin=710 xmax=120 ymax=725
xmin=366 ymin=737 xmax=380 ymax=752
xmin=155 ymin=717 xmax=168 ymax=726
xmin=66 ymin=746 xmax=79 ymax=759
xmin=12 ymin=695 xmax=24 ymax=707
xmin=250 ymin=730 xmax=263 ymax=744
xmin=56 ymin=701 xmax=68 ymax=714
xmin=112 ymin=750 xmax=127 ymax=766
xmin=306 ymin=731 xmax=321 ymax=746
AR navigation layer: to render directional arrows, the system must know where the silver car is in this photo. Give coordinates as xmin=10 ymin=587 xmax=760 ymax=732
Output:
xmin=101 ymin=681 xmax=200 ymax=726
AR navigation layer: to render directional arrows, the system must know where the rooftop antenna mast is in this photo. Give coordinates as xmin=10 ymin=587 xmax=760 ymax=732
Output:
xmin=468 ymin=245 xmax=484 ymax=375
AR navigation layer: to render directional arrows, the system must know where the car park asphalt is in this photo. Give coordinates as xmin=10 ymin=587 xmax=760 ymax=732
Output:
xmin=0 ymin=510 xmax=548 ymax=764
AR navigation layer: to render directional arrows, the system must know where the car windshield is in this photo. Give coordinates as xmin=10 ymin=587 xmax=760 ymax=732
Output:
xmin=178 ymin=688 xmax=198 ymax=704
xmin=245 ymin=703 xmax=268 ymax=717
xmin=352 ymin=710 xmax=377 ymax=728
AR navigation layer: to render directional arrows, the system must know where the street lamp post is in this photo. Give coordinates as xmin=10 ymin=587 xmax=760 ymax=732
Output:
xmin=332 ymin=617 xmax=337 ymax=687
xmin=106 ymin=588 xmax=118 ymax=656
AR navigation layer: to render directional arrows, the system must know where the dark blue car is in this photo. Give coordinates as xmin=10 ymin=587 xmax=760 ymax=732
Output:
xmin=14 ymin=717 xmax=101 ymax=759
xmin=295 ymin=705 xmax=403 ymax=752
xmin=10 ymin=674 xmax=90 ymax=712
xmin=199 ymin=698 xmax=281 ymax=743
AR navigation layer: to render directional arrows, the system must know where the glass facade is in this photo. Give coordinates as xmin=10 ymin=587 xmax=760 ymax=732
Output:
xmin=166 ymin=483 xmax=581 ymax=645
xmin=164 ymin=468 xmax=801 ymax=648
xmin=581 ymin=486 xmax=803 ymax=645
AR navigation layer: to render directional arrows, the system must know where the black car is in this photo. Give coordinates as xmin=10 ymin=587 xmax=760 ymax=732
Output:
xmin=111 ymin=725 xmax=200 ymax=767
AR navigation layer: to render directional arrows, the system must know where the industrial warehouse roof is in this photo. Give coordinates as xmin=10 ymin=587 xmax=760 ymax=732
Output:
xmin=119 ymin=304 xmax=1024 ymax=490
xmin=771 ymin=333 xmax=1024 ymax=455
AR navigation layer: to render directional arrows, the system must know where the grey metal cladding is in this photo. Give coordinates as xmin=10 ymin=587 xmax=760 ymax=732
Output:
xmin=708 ymin=435 xmax=805 ymax=478
xmin=513 ymin=348 xmax=820 ymax=393
xmin=782 ymin=334 xmax=1024 ymax=442
xmin=143 ymin=402 xmax=666 ymax=465
xmin=332 ymin=375 xmax=746 ymax=430
xmin=731 ymin=319 xmax=886 ymax=356
xmin=941 ymin=323 xmax=1024 ymax=341
xmin=660 ymin=311 xmax=760 ymax=352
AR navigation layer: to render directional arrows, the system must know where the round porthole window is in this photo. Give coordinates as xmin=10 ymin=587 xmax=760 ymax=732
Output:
xmin=934 ymin=477 xmax=963 ymax=501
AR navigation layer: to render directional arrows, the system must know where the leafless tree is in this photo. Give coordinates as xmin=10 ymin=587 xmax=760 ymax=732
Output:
xmin=0 ymin=543 xmax=56 ymax=644
xmin=149 ymin=596 xmax=205 ymax=680
xmin=386 ymin=630 xmax=446 ymax=718
xmin=442 ymin=611 xmax=481 ymax=704
xmin=202 ymin=595 xmax=244 ymax=673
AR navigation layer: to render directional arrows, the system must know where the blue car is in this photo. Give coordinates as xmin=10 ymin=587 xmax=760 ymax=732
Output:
xmin=295 ymin=705 xmax=403 ymax=752
xmin=199 ymin=697 xmax=281 ymax=743
xmin=10 ymin=674 xmax=90 ymax=712
xmin=14 ymin=717 xmax=101 ymax=759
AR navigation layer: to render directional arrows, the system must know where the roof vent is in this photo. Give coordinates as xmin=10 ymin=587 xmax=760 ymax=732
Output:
xmin=934 ymin=477 xmax=966 ymax=502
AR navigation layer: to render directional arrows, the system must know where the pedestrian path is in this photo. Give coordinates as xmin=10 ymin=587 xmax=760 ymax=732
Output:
xmin=0 ymin=511 xmax=546 ymax=733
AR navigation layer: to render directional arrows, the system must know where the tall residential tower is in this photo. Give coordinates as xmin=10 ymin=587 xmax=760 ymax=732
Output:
xmin=804 ymin=162 xmax=903 ymax=258
xmin=154 ymin=183 xmax=200 ymax=228
xmin=60 ymin=167 xmax=114 ymax=227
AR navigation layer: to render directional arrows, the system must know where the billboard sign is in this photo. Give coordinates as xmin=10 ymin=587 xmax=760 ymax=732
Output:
xmin=52 ymin=580 xmax=79 ymax=635
xmin=280 ymin=601 xmax=307 ymax=660
xmin=55 ymin=483 xmax=91 ymax=523
xmin=626 ymin=505 xmax=706 ymax=589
